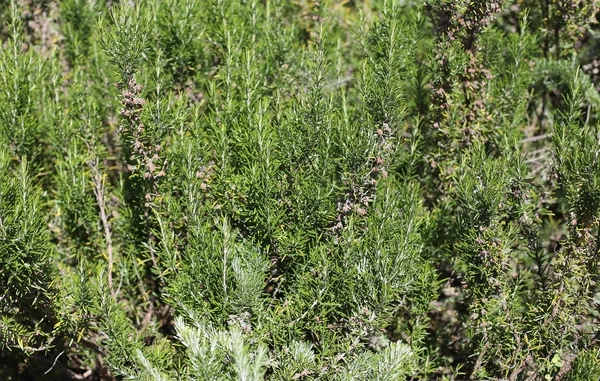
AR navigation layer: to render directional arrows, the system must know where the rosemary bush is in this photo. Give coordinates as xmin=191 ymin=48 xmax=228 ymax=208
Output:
xmin=1 ymin=0 xmax=600 ymax=380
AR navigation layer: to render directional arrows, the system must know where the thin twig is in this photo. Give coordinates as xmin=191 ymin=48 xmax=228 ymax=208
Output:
xmin=470 ymin=331 xmax=489 ymax=379
xmin=44 ymin=350 xmax=65 ymax=374
xmin=22 ymin=337 xmax=55 ymax=352
xmin=88 ymin=154 xmax=114 ymax=297
xmin=520 ymin=133 xmax=550 ymax=143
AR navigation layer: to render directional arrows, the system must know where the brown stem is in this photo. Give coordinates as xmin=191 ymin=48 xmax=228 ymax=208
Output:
xmin=509 ymin=354 xmax=533 ymax=381
xmin=22 ymin=337 xmax=56 ymax=353
xmin=554 ymin=353 xmax=576 ymax=381
xmin=470 ymin=329 xmax=489 ymax=379
xmin=89 ymin=154 xmax=114 ymax=297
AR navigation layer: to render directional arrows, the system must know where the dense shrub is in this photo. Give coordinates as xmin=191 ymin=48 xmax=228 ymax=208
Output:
xmin=1 ymin=0 xmax=599 ymax=380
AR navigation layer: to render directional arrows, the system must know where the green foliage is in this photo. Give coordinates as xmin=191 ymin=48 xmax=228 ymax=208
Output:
xmin=1 ymin=0 xmax=600 ymax=380
xmin=60 ymin=0 xmax=99 ymax=64
xmin=175 ymin=315 xmax=269 ymax=381
xmin=97 ymin=2 xmax=150 ymax=86
xmin=568 ymin=348 xmax=600 ymax=381
xmin=0 ymin=1 xmax=43 ymax=161
xmin=0 ymin=153 xmax=57 ymax=351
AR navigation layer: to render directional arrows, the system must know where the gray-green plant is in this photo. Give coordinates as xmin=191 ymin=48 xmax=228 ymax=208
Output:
xmin=1 ymin=0 xmax=600 ymax=380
